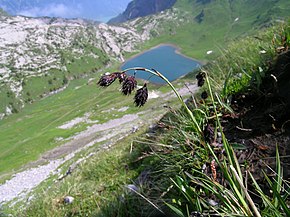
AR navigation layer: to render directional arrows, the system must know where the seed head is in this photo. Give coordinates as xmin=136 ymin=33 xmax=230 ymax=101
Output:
xmin=97 ymin=73 xmax=118 ymax=87
xmin=196 ymin=71 xmax=206 ymax=87
xmin=134 ymin=83 xmax=148 ymax=107
xmin=122 ymin=76 xmax=137 ymax=95
xmin=116 ymin=72 xmax=127 ymax=84
xmin=201 ymin=91 xmax=208 ymax=99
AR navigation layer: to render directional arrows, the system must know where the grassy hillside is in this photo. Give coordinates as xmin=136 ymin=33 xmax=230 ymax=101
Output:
xmin=1 ymin=0 xmax=289 ymax=117
xmin=0 ymin=0 xmax=290 ymax=216
xmin=0 ymin=71 xmax=175 ymax=181
xmin=0 ymin=38 xmax=110 ymax=115
xmin=135 ymin=0 xmax=290 ymax=60
xmin=2 ymin=20 xmax=289 ymax=216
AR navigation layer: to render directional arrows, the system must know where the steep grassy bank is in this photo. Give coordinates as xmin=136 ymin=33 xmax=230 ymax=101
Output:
xmin=1 ymin=1 xmax=290 ymax=215
xmin=97 ymin=21 xmax=290 ymax=217
xmin=0 ymin=72 xmax=190 ymax=214
xmin=0 ymin=67 xmax=179 ymax=183
xmin=3 ymin=20 xmax=289 ymax=216
xmin=132 ymin=0 xmax=290 ymax=60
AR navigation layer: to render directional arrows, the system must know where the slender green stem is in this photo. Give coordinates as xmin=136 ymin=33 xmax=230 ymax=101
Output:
xmin=121 ymin=67 xmax=202 ymax=133
xmin=204 ymin=69 xmax=242 ymax=177
xmin=230 ymin=165 xmax=261 ymax=217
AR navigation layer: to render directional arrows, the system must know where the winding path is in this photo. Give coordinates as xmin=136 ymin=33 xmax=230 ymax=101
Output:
xmin=0 ymin=83 xmax=198 ymax=204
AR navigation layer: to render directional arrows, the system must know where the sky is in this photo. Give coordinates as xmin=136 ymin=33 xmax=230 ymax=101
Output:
xmin=0 ymin=0 xmax=132 ymax=22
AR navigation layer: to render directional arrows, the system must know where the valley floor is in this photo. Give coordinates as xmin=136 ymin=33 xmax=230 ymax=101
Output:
xmin=0 ymin=83 xmax=197 ymax=205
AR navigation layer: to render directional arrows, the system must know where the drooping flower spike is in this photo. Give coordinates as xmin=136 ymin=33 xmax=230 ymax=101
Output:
xmin=97 ymin=73 xmax=118 ymax=87
xmin=134 ymin=83 xmax=148 ymax=107
xmin=97 ymin=67 xmax=202 ymax=133
xmin=196 ymin=71 xmax=206 ymax=87
xmin=122 ymin=76 xmax=137 ymax=95
xmin=116 ymin=72 xmax=127 ymax=84
xmin=201 ymin=90 xmax=208 ymax=99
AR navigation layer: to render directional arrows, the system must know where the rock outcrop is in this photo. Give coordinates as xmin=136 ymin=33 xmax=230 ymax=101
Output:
xmin=0 ymin=7 xmax=182 ymax=117
xmin=0 ymin=15 xmax=146 ymax=116
xmin=108 ymin=0 xmax=176 ymax=24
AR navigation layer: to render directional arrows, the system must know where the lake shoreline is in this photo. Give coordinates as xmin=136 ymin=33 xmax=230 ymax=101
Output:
xmin=120 ymin=43 xmax=204 ymax=70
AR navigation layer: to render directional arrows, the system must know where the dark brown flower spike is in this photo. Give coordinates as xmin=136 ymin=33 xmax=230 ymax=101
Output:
xmin=116 ymin=72 xmax=127 ymax=84
xmin=97 ymin=73 xmax=118 ymax=87
xmin=134 ymin=83 xmax=148 ymax=107
xmin=196 ymin=71 xmax=206 ymax=87
xmin=122 ymin=76 xmax=137 ymax=95
xmin=201 ymin=91 xmax=208 ymax=99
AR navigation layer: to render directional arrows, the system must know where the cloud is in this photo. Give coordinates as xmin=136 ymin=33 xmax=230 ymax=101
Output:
xmin=18 ymin=3 xmax=82 ymax=18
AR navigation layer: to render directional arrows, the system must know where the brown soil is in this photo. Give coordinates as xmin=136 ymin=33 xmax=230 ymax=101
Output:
xmin=222 ymin=50 xmax=290 ymax=183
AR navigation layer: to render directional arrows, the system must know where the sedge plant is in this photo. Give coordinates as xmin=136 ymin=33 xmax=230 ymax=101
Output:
xmin=98 ymin=67 xmax=261 ymax=216
xmin=97 ymin=67 xmax=203 ymax=134
xmin=97 ymin=67 xmax=208 ymax=215
xmin=167 ymin=22 xmax=290 ymax=217
xmin=167 ymin=70 xmax=261 ymax=217
xmin=97 ymin=24 xmax=290 ymax=215
xmin=167 ymin=68 xmax=290 ymax=217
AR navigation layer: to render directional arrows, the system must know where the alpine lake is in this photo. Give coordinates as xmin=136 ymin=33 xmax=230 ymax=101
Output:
xmin=121 ymin=44 xmax=200 ymax=84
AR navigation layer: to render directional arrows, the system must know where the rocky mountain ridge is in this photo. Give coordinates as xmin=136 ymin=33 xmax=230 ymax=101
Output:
xmin=2 ymin=0 xmax=288 ymax=118
xmin=108 ymin=0 xmax=177 ymax=24
xmin=0 ymin=16 xmax=143 ymax=117
xmin=0 ymin=7 xmax=183 ymax=118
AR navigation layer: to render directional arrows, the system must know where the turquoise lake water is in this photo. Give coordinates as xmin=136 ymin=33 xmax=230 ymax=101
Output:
xmin=121 ymin=45 xmax=200 ymax=84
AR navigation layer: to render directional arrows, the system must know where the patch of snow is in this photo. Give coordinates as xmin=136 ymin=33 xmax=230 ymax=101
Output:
xmin=101 ymin=107 xmax=116 ymax=113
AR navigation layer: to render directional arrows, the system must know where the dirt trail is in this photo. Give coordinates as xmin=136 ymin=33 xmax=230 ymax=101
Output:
xmin=0 ymin=114 xmax=141 ymax=204
xmin=0 ymin=83 xmax=197 ymax=204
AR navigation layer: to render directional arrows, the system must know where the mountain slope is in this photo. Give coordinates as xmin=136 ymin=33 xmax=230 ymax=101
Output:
xmin=108 ymin=0 xmax=177 ymax=24
xmin=0 ymin=10 xmax=183 ymax=117
xmin=0 ymin=0 xmax=290 ymax=215
xmin=5 ymin=21 xmax=289 ymax=217
xmin=128 ymin=0 xmax=290 ymax=59
xmin=0 ymin=15 xmax=147 ymax=117
xmin=1 ymin=0 xmax=289 ymax=118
